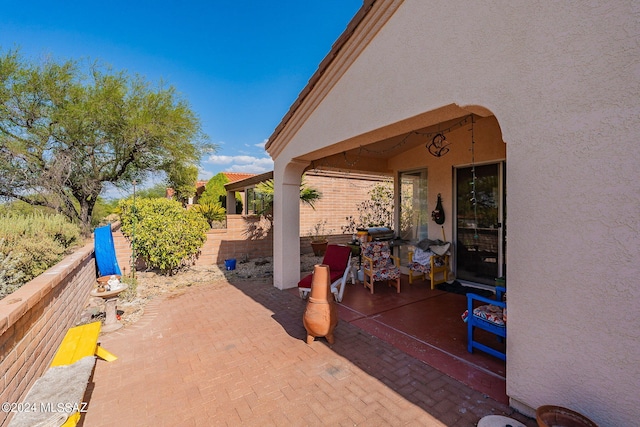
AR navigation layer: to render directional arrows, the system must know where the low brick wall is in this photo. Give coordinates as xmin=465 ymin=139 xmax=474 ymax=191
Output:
xmin=0 ymin=242 xmax=96 ymax=426
xmin=111 ymin=215 xmax=354 ymax=271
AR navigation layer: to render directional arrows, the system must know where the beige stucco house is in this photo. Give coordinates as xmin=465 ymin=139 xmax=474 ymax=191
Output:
xmin=265 ymin=0 xmax=639 ymax=425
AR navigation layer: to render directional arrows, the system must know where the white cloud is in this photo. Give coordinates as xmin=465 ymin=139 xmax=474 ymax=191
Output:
xmin=205 ymin=154 xmax=273 ymax=174
xmin=198 ymin=167 xmax=214 ymax=181
xmin=254 ymin=138 xmax=268 ymax=149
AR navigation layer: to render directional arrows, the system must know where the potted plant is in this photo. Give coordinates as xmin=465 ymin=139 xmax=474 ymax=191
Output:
xmin=308 ymin=220 xmax=331 ymax=256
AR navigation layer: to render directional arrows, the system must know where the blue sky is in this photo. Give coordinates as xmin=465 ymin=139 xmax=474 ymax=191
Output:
xmin=1 ymin=1 xmax=362 ymax=193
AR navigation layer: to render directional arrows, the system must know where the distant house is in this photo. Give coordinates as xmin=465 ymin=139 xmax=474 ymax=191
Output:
xmin=166 ymin=173 xmax=256 ymax=206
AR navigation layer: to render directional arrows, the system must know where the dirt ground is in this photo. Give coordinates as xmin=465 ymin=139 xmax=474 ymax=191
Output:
xmin=82 ymin=253 xmax=324 ymax=327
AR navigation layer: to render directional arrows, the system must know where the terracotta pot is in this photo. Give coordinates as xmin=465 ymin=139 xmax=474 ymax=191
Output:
xmin=302 ymin=264 xmax=338 ymax=344
xmin=536 ymin=405 xmax=598 ymax=427
xmin=310 ymin=240 xmax=328 ymax=256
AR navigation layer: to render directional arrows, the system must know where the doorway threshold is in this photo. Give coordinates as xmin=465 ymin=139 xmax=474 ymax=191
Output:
xmin=457 ymin=280 xmax=496 ymax=292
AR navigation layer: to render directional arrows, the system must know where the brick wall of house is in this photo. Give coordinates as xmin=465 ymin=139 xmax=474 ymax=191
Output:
xmin=0 ymin=242 xmax=96 ymax=426
xmin=300 ymin=171 xmax=391 ymax=238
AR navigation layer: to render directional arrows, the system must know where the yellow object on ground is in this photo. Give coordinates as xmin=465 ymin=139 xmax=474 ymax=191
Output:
xmin=50 ymin=321 xmax=117 ymax=367
xmin=52 ymin=321 xmax=116 ymax=427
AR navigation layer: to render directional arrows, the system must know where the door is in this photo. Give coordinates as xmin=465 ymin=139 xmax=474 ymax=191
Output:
xmin=455 ymin=162 xmax=505 ymax=286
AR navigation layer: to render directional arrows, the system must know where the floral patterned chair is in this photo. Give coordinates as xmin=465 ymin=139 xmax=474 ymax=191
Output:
xmin=361 ymin=241 xmax=401 ymax=294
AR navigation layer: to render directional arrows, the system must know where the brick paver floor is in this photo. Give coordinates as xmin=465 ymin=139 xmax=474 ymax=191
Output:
xmin=81 ymin=278 xmax=535 ymax=426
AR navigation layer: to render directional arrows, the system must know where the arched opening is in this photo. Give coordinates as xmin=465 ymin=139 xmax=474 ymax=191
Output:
xmin=272 ymin=104 xmax=509 ymax=399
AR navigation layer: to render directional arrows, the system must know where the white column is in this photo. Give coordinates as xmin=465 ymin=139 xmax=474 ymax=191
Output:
xmin=272 ymin=160 xmax=309 ymax=289
xmin=226 ymin=190 xmax=237 ymax=214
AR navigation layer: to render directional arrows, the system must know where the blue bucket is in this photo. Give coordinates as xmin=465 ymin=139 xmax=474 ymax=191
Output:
xmin=224 ymin=258 xmax=236 ymax=271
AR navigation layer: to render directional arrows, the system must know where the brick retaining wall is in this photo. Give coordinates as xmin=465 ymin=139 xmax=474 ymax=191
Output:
xmin=111 ymin=215 xmax=354 ymax=271
xmin=0 ymin=242 xmax=96 ymax=426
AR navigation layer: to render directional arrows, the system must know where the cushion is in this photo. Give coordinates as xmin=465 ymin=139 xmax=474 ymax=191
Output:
xmin=368 ymin=265 xmax=401 ymax=281
xmin=323 ymin=245 xmax=351 ymax=272
xmin=472 ymin=304 xmax=505 ymax=326
xmin=407 ymin=261 xmax=431 ymax=273
xmin=298 ymin=270 xmax=345 ymax=289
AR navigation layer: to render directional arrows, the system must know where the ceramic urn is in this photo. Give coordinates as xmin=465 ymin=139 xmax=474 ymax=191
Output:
xmin=302 ymin=264 xmax=338 ymax=344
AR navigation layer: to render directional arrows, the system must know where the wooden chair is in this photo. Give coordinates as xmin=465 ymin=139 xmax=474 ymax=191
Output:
xmin=361 ymin=241 xmax=401 ymax=293
xmin=466 ymin=286 xmax=506 ymax=361
xmin=407 ymin=250 xmax=450 ymax=289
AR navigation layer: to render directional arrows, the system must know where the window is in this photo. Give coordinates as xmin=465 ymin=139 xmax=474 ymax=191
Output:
xmin=245 ymin=187 xmax=267 ymax=215
xmin=399 ymin=169 xmax=428 ymax=242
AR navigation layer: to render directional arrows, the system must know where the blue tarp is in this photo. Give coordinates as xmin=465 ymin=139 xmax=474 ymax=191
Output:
xmin=94 ymin=225 xmax=122 ymax=277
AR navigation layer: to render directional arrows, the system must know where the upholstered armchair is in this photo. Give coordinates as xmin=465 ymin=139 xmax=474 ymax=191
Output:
xmin=361 ymin=241 xmax=401 ymax=294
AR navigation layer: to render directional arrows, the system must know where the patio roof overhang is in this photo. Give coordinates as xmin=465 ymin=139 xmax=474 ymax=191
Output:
xmin=224 ymin=171 xmax=274 ymax=192
xmin=294 ymin=104 xmax=496 ymax=175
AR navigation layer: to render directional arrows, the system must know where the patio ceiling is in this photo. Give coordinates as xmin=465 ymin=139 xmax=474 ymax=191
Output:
xmin=296 ymin=104 xmax=493 ymax=174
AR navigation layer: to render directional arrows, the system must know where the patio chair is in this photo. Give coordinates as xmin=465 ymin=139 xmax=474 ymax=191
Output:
xmin=466 ymin=286 xmax=506 ymax=361
xmin=361 ymin=241 xmax=401 ymax=294
xmin=407 ymin=241 xmax=450 ymax=289
xmin=298 ymin=244 xmax=354 ymax=302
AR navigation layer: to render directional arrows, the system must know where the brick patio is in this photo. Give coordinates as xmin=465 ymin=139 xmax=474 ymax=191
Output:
xmin=80 ymin=277 xmax=535 ymax=426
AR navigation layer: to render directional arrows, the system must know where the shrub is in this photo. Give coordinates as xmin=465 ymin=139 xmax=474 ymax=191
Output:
xmin=191 ymin=203 xmax=226 ymax=227
xmin=0 ymin=244 xmax=25 ymax=298
xmin=0 ymin=213 xmax=81 ymax=297
xmin=118 ymin=198 xmax=209 ymax=274
xmin=341 ymin=182 xmax=394 ymax=233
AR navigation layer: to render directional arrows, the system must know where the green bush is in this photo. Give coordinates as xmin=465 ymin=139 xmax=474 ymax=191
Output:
xmin=0 ymin=213 xmax=81 ymax=298
xmin=118 ymin=198 xmax=209 ymax=274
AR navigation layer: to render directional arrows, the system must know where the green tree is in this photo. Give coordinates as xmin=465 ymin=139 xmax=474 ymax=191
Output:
xmin=199 ymin=173 xmax=230 ymax=206
xmin=135 ymin=183 xmax=167 ymax=199
xmin=253 ymin=176 xmax=321 ymax=217
xmin=167 ymin=163 xmax=199 ymax=203
xmin=0 ymin=50 xmax=215 ymax=235
xmin=198 ymin=172 xmax=243 ymax=212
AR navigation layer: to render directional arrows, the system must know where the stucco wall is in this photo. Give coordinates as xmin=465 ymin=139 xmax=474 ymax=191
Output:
xmin=268 ymin=0 xmax=639 ymax=424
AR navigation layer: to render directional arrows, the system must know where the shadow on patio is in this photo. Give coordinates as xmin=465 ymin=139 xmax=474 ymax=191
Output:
xmin=81 ymin=272 xmax=532 ymax=426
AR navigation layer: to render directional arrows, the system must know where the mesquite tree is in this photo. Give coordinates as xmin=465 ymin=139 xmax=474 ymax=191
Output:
xmin=0 ymin=50 xmax=214 ymax=235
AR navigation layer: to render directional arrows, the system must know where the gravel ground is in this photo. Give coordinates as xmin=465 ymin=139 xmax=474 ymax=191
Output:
xmin=81 ymin=253 xmax=324 ymax=327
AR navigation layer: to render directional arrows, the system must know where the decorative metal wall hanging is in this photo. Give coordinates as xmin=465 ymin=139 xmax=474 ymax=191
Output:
xmin=426 ymin=133 xmax=451 ymax=157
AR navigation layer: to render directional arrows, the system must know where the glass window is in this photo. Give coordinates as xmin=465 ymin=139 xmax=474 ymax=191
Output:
xmin=245 ymin=187 xmax=267 ymax=215
xmin=399 ymin=169 xmax=428 ymax=242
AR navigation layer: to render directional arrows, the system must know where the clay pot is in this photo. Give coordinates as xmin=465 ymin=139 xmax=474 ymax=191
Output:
xmin=302 ymin=264 xmax=338 ymax=344
xmin=310 ymin=240 xmax=328 ymax=256
xmin=536 ymin=406 xmax=598 ymax=427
